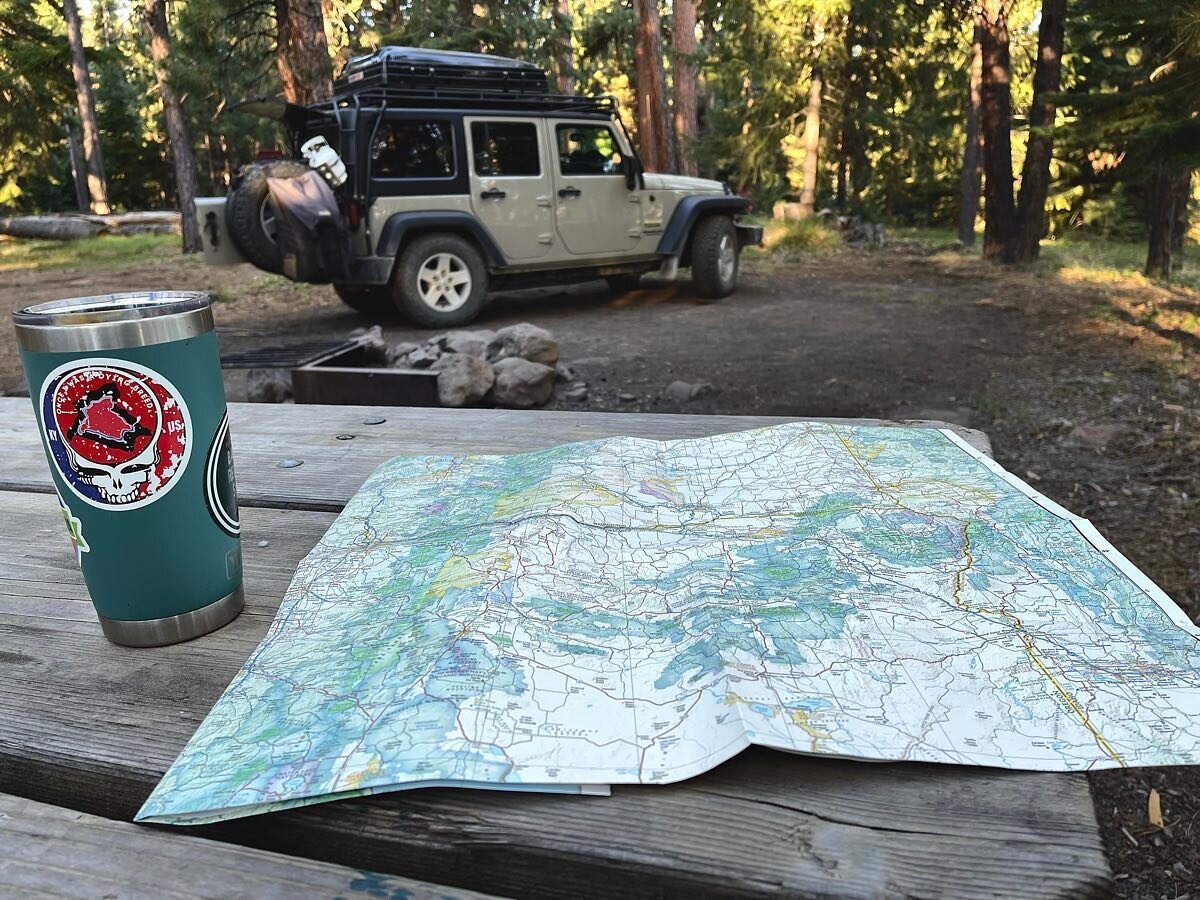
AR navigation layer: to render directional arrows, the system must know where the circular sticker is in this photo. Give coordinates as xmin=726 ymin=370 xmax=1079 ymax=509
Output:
xmin=39 ymin=358 xmax=192 ymax=509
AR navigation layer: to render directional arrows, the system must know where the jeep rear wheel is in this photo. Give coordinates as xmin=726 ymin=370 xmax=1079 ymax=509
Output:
xmin=225 ymin=159 xmax=309 ymax=273
xmin=690 ymin=215 xmax=739 ymax=300
xmin=393 ymin=233 xmax=487 ymax=327
xmin=333 ymin=284 xmax=391 ymax=317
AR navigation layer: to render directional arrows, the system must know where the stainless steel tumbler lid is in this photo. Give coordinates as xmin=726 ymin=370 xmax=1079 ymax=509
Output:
xmin=13 ymin=291 xmax=214 ymax=353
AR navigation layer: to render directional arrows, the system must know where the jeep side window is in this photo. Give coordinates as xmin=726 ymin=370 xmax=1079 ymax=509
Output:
xmin=470 ymin=122 xmax=540 ymax=177
xmin=556 ymin=125 xmax=622 ymax=176
xmin=371 ymin=120 xmax=455 ymax=179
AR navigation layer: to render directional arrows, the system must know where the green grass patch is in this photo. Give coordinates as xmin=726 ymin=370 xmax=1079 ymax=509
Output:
xmin=0 ymin=233 xmax=179 ymax=273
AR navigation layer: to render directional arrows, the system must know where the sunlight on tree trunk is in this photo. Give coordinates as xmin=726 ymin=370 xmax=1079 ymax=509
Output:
xmin=275 ymin=0 xmax=333 ymax=106
xmin=672 ymin=0 xmax=699 ymax=176
xmin=554 ymin=0 xmax=575 ymax=94
xmin=799 ymin=65 xmax=822 ymax=217
xmin=980 ymin=0 xmax=1015 ymax=262
xmin=633 ymin=0 xmax=674 ymax=172
xmin=62 ymin=0 xmax=110 ymax=214
xmin=958 ymin=23 xmax=983 ymax=247
xmin=145 ymin=0 xmax=202 ymax=253
xmin=1014 ymin=0 xmax=1065 ymax=263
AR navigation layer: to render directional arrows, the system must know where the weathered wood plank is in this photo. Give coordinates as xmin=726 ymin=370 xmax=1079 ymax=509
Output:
xmin=0 ymin=491 xmax=1110 ymax=898
xmin=0 ymin=793 xmax=500 ymax=900
xmin=0 ymin=397 xmax=991 ymax=512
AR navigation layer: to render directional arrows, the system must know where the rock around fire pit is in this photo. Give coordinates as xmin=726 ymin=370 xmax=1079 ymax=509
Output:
xmin=376 ymin=323 xmax=567 ymax=409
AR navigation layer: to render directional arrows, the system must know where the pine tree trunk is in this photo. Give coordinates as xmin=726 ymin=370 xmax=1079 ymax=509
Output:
xmin=63 ymin=119 xmax=90 ymax=212
xmin=1146 ymin=164 xmax=1174 ymax=279
xmin=1013 ymin=0 xmax=1065 ymax=262
xmin=633 ymin=0 xmax=674 ymax=172
xmin=958 ymin=23 xmax=984 ymax=247
xmin=672 ymin=0 xmax=699 ymax=176
xmin=274 ymin=0 xmax=333 ymax=106
xmin=1146 ymin=166 xmax=1190 ymax=279
xmin=62 ymin=0 xmax=110 ymax=215
xmin=553 ymin=0 xmax=575 ymax=94
xmin=145 ymin=0 xmax=202 ymax=253
xmin=1170 ymin=170 xmax=1191 ymax=273
xmin=798 ymin=66 xmax=823 ymax=217
xmin=979 ymin=0 xmax=1016 ymax=262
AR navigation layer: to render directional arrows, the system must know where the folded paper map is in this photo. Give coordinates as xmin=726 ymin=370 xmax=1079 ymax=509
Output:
xmin=137 ymin=423 xmax=1200 ymax=825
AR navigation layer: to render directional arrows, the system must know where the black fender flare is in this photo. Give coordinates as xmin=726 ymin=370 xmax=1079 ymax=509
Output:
xmin=376 ymin=211 xmax=507 ymax=267
xmin=655 ymin=196 xmax=752 ymax=258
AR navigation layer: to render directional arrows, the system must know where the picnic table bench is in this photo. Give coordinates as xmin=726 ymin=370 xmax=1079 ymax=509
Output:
xmin=0 ymin=397 xmax=1111 ymax=898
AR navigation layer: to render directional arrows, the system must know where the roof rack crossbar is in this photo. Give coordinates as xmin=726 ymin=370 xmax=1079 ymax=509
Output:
xmin=332 ymin=86 xmax=618 ymax=115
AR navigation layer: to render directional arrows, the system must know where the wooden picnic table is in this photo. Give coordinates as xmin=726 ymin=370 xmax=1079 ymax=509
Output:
xmin=0 ymin=397 xmax=1111 ymax=898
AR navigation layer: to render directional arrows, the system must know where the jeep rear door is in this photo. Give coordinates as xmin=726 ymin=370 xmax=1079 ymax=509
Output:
xmin=549 ymin=120 xmax=641 ymax=256
xmin=464 ymin=118 xmax=554 ymax=261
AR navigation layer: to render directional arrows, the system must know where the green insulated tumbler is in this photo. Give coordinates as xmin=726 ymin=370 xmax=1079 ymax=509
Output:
xmin=13 ymin=292 xmax=243 ymax=647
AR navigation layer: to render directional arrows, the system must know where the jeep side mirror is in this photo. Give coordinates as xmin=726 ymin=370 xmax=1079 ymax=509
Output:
xmin=623 ymin=156 xmax=640 ymax=191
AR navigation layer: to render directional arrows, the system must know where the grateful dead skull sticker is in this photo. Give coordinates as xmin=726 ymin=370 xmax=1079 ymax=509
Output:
xmin=39 ymin=358 xmax=192 ymax=510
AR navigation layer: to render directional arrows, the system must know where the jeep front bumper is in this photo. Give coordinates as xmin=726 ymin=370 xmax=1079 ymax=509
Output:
xmin=736 ymin=223 xmax=764 ymax=248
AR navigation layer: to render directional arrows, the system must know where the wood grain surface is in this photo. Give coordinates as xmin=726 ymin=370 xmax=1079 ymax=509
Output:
xmin=0 ymin=792 xmax=502 ymax=899
xmin=0 ymin=397 xmax=991 ymax=511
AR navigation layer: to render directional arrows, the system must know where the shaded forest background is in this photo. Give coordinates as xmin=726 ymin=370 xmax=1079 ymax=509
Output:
xmin=2 ymin=0 xmax=1199 ymax=275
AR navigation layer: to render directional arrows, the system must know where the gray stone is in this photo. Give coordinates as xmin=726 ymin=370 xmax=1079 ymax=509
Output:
xmin=386 ymin=341 xmax=419 ymax=366
xmin=487 ymin=323 xmax=559 ymax=366
xmin=618 ymin=392 xmax=637 ymax=402
xmin=435 ymin=353 xmax=495 ymax=407
xmin=664 ymin=380 xmax=715 ymax=403
xmin=443 ymin=329 xmax=496 ymax=358
xmin=555 ymin=361 xmax=578 ymax=383
xmin=405 ymin=345 xmax=442 ymax=369
xmin=492 ymin=357 xmax=555 ymax=408
xmin=246 ymin=369 xmax=293 ymax=403
xmin=563 ymin=383 xmax=589 ymax=402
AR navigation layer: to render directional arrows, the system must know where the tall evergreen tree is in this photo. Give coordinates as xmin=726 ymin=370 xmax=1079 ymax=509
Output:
xmin=62 ymin=0 xmax=111 ymax=213
xmin=275 ymin=0 xmax=333 ymax=104
xmin=633 ymin=0 xmax=674 ymax=172
xmin=145 ymin=0 xmax=202 ymax=251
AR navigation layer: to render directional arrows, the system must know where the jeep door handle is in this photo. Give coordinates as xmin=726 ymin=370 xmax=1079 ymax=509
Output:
xmin=558 ymin=187 xmax=582 ymax=199
xmin=480 ymin=189 xmax=507 ymax=200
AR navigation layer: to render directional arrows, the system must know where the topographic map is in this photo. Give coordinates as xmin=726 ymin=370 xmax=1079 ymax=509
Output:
xmin=137 ymin=423 xmax=1200 ymax=825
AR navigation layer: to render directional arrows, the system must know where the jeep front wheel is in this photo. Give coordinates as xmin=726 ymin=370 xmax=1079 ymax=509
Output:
xmin=690 ymin=215 xmax=739 ymax=300
xmin=225 ymin=159 xmax=309 ymax=273
xmin=393 ymin=233 xmax=487 ymax=327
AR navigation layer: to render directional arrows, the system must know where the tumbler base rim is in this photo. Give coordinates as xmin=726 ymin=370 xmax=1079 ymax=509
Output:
xmin=98 ymin=586 xmax=244 ymax=648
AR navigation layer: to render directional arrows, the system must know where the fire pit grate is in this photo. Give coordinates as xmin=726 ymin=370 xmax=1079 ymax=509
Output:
xmin=220 ymin=339 xmax=360 ymax=369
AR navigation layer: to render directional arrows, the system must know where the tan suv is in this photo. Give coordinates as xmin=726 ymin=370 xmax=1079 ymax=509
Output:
xmin=196 ymin=47 xmax=763 ymax=328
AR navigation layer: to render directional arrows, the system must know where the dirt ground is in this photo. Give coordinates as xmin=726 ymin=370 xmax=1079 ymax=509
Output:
xmin=2 ymin=238 xmax=1199 ymax=897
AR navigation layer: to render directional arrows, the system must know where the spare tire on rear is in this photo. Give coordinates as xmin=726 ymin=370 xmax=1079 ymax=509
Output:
xmin=225 ymin=159 xmax=310 ymax=272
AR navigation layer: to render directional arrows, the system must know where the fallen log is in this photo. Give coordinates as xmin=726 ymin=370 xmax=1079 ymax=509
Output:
xmin=0 ymin=216 xmax=103 ymax=240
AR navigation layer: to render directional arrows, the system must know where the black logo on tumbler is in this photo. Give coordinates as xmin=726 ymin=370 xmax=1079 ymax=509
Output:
xmin=204 ymin=411 xmax=240 ymax=536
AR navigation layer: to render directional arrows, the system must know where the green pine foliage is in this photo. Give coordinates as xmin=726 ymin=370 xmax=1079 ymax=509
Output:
xmin=0 ymin=0 xmax=1196 ymax=256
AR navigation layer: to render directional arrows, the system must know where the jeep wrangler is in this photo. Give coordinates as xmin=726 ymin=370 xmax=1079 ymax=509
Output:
xmin=196 ymin=46 xmax=763 ymax=328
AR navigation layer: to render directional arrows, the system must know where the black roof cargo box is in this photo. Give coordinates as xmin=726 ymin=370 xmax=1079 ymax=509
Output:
xmin=335 ymin=47 xmax=550 ymax=97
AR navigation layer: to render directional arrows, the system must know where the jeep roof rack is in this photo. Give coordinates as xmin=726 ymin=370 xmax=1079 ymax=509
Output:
xmin=334 ymin=86 xmax=618 ymax=117
xmin=335 ymin=46 xmax=551 ymax=98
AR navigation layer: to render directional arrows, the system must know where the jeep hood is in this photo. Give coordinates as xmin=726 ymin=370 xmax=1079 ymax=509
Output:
xmin=641 ymin=173 xmax=727 ymax=193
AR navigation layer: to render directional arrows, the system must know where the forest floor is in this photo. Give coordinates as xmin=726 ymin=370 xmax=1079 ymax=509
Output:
xmin=2 ymin=230 xmax=1199 ymax=897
